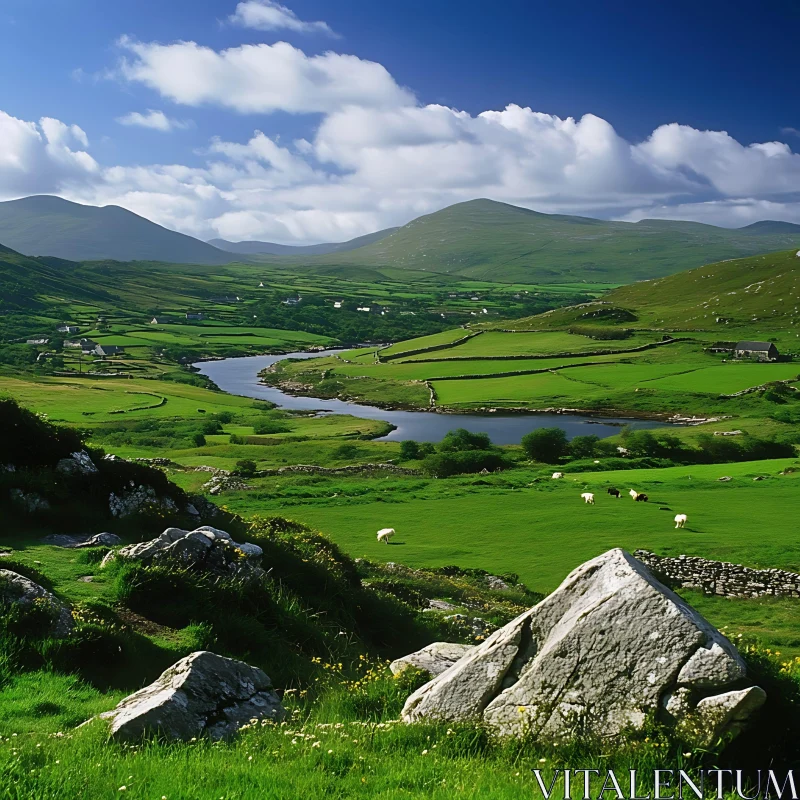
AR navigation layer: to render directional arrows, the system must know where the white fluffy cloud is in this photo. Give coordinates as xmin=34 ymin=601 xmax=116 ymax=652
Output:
xmin=228 ymin=1 xmax=336 ymax=36
xmin=0 ymin=111 xmax=98 ymax=198
xmin=116 ymin=109 xmax=192 ymax=132
xmin=116 ymin=37 xmax=413 ymax=114
xmin=6 ymin=33 xmax=800 ymax=242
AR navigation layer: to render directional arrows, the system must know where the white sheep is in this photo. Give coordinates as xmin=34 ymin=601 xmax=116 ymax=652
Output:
xmin=580 ymin=492 xmax=595 ymax=504
xmin=674 ymin=514 xmax=687 ymax=529
xmin=629 ymin=488 xmax=639 ymax=500
xmin=552 ymin=472 xmax=564 ymax=479
xmin=376 ymin=527 xmax=396 ymax=544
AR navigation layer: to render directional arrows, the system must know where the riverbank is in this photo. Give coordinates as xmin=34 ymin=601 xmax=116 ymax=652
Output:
xmin=194 ymin=352 xmax=665 ymax=444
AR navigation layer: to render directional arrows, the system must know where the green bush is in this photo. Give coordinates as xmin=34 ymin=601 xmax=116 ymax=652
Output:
xmin=422 ymin=450 xmax=510 ymax=477
xmin=399 ymin=440 xmax=421 ymax=460
xmin=192 ymin=432 xmax=206 ymax=447
xmin=234 ymin=459 xmax=257 ymax=477
xmin=521 ymin=427 xmax=569 ymax=463
xmin=438 ymin=428 xmax=492 ymax=452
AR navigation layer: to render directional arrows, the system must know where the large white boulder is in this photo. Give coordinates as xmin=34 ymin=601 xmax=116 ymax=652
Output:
xmin=402 ymin=549 xmax=764 ymax=745
xmin=97 ymin=651 xmax=284 ymax=741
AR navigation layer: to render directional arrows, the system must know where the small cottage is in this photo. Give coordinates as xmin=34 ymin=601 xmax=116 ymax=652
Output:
xmin=150 ymin=317 xmax=170 ymax=325
xmin=94 ymin=344 xmax=124 ymax=357
xmin=57 ymin=325 xmax=79 ymax=334
xmin=186 ymin=313 xmax=204 ymax=321
xmin=734 ymin=341 xmax=779 ymax=361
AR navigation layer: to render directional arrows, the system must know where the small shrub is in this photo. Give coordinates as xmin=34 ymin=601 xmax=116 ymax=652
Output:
xmin=234 ymin=459 xmax=257 ymax=477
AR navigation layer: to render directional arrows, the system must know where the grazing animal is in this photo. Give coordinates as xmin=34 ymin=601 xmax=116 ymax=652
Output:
xmin=635 ymin=493 xmax=648 ymax=502
xmin=607 ymin=487 xmax=620 ymax=498
xmin=628 ymin=489 xmax=638 ymax=500
xmin=552 ymin=472 xmax=564 ymax=479
xmin=581 ymin=492 xmax=595 ymax=504
xmin=674 ymin=514 xmax=687 ymax=529
xmin=376 ymin=527 xmax=396 ymax=544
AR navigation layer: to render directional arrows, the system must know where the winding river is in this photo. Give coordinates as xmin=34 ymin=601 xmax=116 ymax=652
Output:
xmin=194 ymin=351 xmax=664 ymax=445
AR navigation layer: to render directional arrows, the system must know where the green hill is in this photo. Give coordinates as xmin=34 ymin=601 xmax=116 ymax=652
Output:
xmin=0 ymin=196 xmax=241 ymax=265
xmin=497 ymin=248 xmax=800 ymax=336
xmin=293 ymin=199 xmax=800 ymax=284
xmin=0 ymin=243 xmax=113 ymax=311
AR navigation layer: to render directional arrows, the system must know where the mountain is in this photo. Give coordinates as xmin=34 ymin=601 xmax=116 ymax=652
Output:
xmin=301 ymin=199 xmax=800 ymax=284
xmin=0 ymin=196 xmax=240 ymax=265
xmin=208 ymin=227 xmax=398 ymax=256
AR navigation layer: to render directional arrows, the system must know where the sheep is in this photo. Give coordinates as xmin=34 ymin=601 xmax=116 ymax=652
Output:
xmin=628 ymin=488 xmax=638 ymax=500
xmin=635 ymin=493 xmax=648 ymax=502
xmin=607 ymin=487 xmax=620 ymax=498
xmin=674 ymin=514 xmax=687 ymax=529
xmin=552 ymin=472 xmax=564 ymax=479
xmin=580 ymin=492 xmax=595 ymax=504
xmin=376 ymin=527 xmax=396 ymax=544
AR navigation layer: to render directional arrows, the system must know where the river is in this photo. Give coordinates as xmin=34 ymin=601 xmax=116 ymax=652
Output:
xmin=193 ymin=351 xmax=664 ymax=445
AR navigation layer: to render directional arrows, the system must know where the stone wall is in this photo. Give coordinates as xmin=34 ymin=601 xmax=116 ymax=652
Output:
xmin=634 ymin=549 xmax=800 ymax=599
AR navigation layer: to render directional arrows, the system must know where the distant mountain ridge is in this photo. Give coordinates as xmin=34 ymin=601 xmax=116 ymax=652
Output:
xmin=3 ymin=195 xmax=800 ymax=283
xmin=302 ymin=199 xmax=800 ymax=283
xmin=208 ymin=227 xmax=398 ymax=256
xmin=0 ymin=196 xmax=239 ymax=265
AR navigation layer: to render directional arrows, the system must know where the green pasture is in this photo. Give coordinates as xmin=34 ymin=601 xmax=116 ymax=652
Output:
xmin=0 ymin=375 xmax=255 ymax=423
xmin=379 ymin=327 xmax=470 ymax=356
xmin=399 ymin=330 xmax=660 ymax=360
xmin=223 ymin=459 xmax=800 ymax=591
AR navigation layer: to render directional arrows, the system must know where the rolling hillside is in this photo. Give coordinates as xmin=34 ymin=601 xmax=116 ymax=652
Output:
xmin=0 ymin=196 xmax=240 ymax=265
xmin=489 ymin=248 xmax=800 ymax=339
xmin=209 ymin=227 xmax=398 ymax=256
xmin=299 ymin=199 xmax=800 ymax=284
xmin=0 ymin=243 xmax=113 ymax=311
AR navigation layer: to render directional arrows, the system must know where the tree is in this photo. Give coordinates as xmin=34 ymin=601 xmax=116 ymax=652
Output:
xmin=569 ymin=434 xmax=600 ymax=458
xmin=192 ymin=433 xmax=206 ymax=448
xmin=399 ymin=440 xmax=421 ymax=460
xmin=521 ymin=427 xmax=569 ymax=463
xmin=438 ymin=428 xmax=492 ymax=452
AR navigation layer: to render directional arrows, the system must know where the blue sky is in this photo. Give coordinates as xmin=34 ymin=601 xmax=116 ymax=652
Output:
xmin=1 ymin=0 xmax=799 ymax=243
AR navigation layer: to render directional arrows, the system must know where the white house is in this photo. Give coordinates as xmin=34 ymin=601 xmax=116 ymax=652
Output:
xmin=57 ymin=325 xmax=79 ymax=334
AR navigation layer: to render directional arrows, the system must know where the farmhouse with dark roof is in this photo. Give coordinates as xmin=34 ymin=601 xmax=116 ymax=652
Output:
xmin=733 ymin=341 xmax=779 ymax=361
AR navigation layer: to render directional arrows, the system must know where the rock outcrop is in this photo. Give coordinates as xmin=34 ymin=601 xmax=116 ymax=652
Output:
xmin=109 ymin=485 xmax=178 ymax=518
xmin=55 ymin=450 xmax=98 ymax=476
xmin=402 ymin=549 xmax=765 ymax=746
xmin=97 ymin=651 xmax=284 ymax=741
xmin=390 ymin=642 xmax=475 ymax=677
xmin=101 ymin=526 xmax=264 ymax=580
xmin=0 ymin=569 xmax=73 ymax=637
xmin=9 ymin=489 xmax=50 ymax=513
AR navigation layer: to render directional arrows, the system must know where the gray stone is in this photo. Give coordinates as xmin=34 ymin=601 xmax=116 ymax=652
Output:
xmin=109 ymin=485 xmax=178 ymax=518
xmin=402 ymin=549 xmax=764 ymax=745
xmin=426 ymin=599 xmax=457 ymax=612
xmin=102 ymin=526 xmax=263 ymax=579
xmin=55 ymin=450 xmax=98 ymax=476
xmin=10 ymin=489 xmax=50 ymax=513
xmin=42 ymin=532 xmax=122 ymax=549
xmin=693 ymin=686 xmax=767 ymax=745
xmin=390 ymin=642 xmax=475 ymax=677
xmin=0 ymin=569 xmax=73 ymax=637
xmin=97 ymin=651 xmax=285 ymax=741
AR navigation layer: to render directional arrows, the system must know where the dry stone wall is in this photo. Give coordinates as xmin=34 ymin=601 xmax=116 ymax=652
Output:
xmin=634 ymin=550 xmax=800 ymax=599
